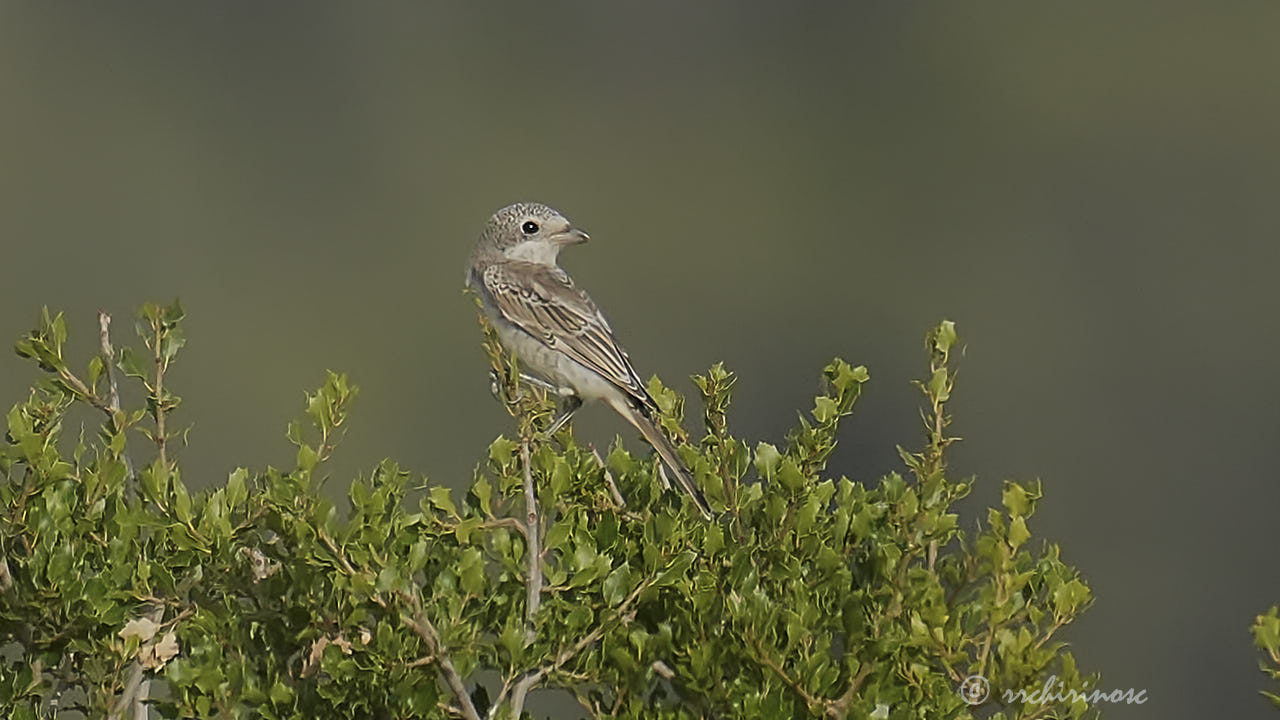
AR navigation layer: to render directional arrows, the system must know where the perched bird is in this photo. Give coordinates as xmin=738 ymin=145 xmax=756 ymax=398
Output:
xmin=466 ymin=202 xmax=711 ymax=518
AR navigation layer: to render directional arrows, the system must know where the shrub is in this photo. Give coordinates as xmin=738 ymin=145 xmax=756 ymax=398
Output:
xmin=0 ymin=304 xmax=1093 ymax=719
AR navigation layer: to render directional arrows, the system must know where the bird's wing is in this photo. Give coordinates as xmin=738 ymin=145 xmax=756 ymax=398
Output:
xmin=482 ymin=261 xmax=651 ymax=405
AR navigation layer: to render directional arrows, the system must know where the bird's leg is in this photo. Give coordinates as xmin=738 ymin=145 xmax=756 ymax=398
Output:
xmin=514 ymin=373 xmax=579 ymax=435
xmin=518 ymin=372 xmax=559 ymax=394
xmin=544 ymin=394 xmax=583 ymax=436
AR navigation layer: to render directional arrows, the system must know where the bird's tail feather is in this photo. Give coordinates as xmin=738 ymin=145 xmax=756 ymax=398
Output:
xmin=616 ymin=401 xmax=712 ymax=519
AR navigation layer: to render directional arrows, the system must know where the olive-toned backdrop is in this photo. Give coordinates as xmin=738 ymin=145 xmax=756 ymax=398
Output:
xmin=3 ymin=4 xmax=1277 ymax=718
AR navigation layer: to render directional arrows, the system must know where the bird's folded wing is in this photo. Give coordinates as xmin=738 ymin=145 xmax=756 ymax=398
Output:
xmin=482 ymin=262 xmax=650 ymax=404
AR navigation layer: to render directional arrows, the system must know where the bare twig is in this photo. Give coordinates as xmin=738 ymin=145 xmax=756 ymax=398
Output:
xmin=319 ymin=531 xmax=359 ymax=578
xmin=151 ymin=320 xmax=168 ymax=469
xmin=485 ymin=675 xmax=515 ymax=720
xmin=590 ymin=447 xmax=627 ymax=508
xmin=977 ymin=621 xmax=997 ymax=677
xmin=98 ymin=311 xmax=137 ymax=480
xmin=571 ymin=688 xmax=603 ymax=718
xmin=522 ymin=439 xmax=542 ymax=645
xmin=508 ymin=671 xmax=541 ymax=720
xmin=1032 ymin=618 xmax=1067 ymax=651
xmin=98 ymin=312 xmax=123 ymax=415
xmin=505 ymin=438 xmax=547 ymax=720
xmin=438 ymin=702 xmax=466 ymax=718
xmin=400 ymin=594 xmax=482 ymax=720
xmin=476 ymin=517 xmax=527 ymax=537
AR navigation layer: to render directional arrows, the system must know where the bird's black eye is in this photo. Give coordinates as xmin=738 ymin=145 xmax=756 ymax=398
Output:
xmin=521 ymin=221 xmax=539 ymax=235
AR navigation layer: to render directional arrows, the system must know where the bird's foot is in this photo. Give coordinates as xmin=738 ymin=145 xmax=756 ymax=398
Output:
xmin=542 ymin=395 xmax=583 ymax=437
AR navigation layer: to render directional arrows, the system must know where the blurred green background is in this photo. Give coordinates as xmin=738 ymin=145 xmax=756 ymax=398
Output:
xmin=3 ymin=3 xmax=1277 ymax=718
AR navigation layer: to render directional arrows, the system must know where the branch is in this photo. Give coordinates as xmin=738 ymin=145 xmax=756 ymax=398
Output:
xmin=509 ymin=578 xmax=651 ymax=719
xmin=508 ymin=672 xmax=540 ymax=720
xmin=322 ymin=533 xmax=479 ymax=720
xmin=590 ymin=447 xmax=627 ymax=509
xmin=98 ymin=312 xmax=137 ymax=481
xmin=150 ymin=318 xmax=168 ymax=468
xmin=400 ymin=593 xmax=482 ymax=720
xmin=471 ymin=517 xmax=527 ymax=537
xmin=748 ymin=632 xmax=871 ymax=719
xmin=749 ymin=637 xmax=824 ymax=715
xmin=319 ymin=530 xmax=360 ymax=579
xmin=1032 ymin=618 xmax=1067 ymax=651
xmin=506 ymin=439 xmax=546 ymax=720
xmin=98 ymin=312 xmax=123 ymax=415
xmin=522 ymin=440 xmax=542 ymax=645
xmin=485 ymin=675 xmax=515 ymax=720
xmin=829 ymin=662 xmax=873 ymax=719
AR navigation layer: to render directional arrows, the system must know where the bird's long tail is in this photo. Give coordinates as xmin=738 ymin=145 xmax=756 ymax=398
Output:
xmin=613 ymin=399 xmax=712 ymax=519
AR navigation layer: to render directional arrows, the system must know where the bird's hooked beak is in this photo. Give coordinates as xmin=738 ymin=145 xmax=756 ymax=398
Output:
xmin=550 ymin=227 xmax=590 ymax=246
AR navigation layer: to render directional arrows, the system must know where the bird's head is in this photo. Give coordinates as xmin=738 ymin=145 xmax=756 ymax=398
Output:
xmin=477 ymin=202 xmax=590 ymax=266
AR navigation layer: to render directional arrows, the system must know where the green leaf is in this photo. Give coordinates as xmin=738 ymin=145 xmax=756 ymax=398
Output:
xmin=565 ymin=605 xmax=593 ymax=631
xmin=927 ymin=368 xmax=950 ymax=402
xmin=88 ymin=355 xmax=104 ymax=390
xmin=471 ymin=474 xmax=493 ymax=515
xmin=165 ymin=298 xmax=186 ymax=324
xmin=162 ymin=325 xmax=186 ymax=363
xmin=407 ymin=540 xmax=429 ymax=574
xmin=934 ymin=320 xmax=957 ymax=355
xmin=1053 ymin=578 xmax=1091 ymax=617
xmin=296 ymin=444 xmax=318 ymax=473
xmin=549 ymin=456 xmax=570 ymax=497
xmin=647 ymin=377 xmax=678 ymax=415
xmin=829 ymin=360 xmax=870 ymax=392
xmin=777 ymin=457 xmax=805 ymax=493
xmin=812 ymin=396 xmax=838 ymax=424
xmin=376 ymin=566 xmax=403 ymax=594
xmin=268 ymin=679 xmax=294 ymax=706
xmin=459 ymin=548 xmax=485 ymax=595
xmin=705 ymin=523 xmax=725 ymax=557
xmin=51 ymin=310 xmax=67 ymax=348
xmin=602 ymin=562 xmax=632 ymax=606
xmin=755 ymin=442 xmax=781 ymax=481
xmin=1003 ymin=482 xmax=1031 ymax=517
xmin=488 ymin=436 xmax=517 ymax=468
xmin=1252 ymin=606 xmax=1280 ymax=650
xmin=227 ymin=468 xmax=248 ymax=508
xmin=656 ymin=551 xmax=696 ymax=586
xmin=429 ymin=486 xmax=458 ymax=517
xmin=118 ymin=346 xmax=147 ymax=380
xmin=545 ymin=520 xmax=572 ymax=553
xmin=1008 ymin=515 xmax=1030 ymax=548
xmin=500 ymin=619 xmax=523 ymax=658
xmin=173 ymin=479 xmax=192 ymax=523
